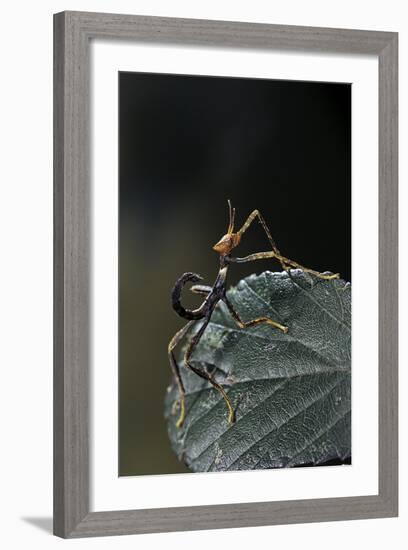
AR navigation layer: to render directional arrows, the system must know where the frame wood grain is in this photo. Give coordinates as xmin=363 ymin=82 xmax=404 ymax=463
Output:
xmin=53 ymin=11 xmax=398 ymax=538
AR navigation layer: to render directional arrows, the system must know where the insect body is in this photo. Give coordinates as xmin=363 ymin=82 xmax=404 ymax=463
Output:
xmin=168 ymin=201 xmax=339 ymax=428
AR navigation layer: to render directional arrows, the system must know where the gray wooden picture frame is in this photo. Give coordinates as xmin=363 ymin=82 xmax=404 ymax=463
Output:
xmin=53 ymin=11 xmax=398 ymax=538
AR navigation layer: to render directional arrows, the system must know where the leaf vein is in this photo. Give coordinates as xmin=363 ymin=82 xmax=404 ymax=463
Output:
xmin=219 ymin=376 xmax=348 ymax=471
xmin=289 ymin=278 xmax=351 ymax=331
xmin=285 ymin=409 xmax=351 ymax=466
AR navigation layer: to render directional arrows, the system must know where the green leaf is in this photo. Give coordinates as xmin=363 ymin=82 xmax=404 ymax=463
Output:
xmin=164 ymin=269 xmax=351 ymax=472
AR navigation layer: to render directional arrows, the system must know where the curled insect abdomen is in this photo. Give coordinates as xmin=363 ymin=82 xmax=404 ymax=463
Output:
xmin=172 ymin=272 xmax=206 ymax=320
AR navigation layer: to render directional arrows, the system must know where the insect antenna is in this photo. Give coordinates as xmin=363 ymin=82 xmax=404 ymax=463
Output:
xmin=227 ymin=199 xmax=236 ymax=234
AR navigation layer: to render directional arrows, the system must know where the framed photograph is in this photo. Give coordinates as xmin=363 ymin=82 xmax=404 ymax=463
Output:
xmin=54 ymin=11 xmax=398 ymax=538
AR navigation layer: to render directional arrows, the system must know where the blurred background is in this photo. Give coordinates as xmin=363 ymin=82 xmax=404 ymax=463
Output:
xmin=119 ymin=71 xmax=351 ymax=476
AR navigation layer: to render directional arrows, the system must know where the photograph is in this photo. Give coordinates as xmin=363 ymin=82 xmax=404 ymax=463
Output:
xmin=119 ymin=71 xmax=352 ymax=476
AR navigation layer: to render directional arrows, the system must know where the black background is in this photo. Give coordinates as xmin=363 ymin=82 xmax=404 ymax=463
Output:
xmin=119 ymin=72 xmax=351 ymax=476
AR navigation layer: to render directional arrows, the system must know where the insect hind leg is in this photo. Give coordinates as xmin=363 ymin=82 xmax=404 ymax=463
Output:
xmin=184 ymin=317 xmax=236 ymax=425
xmin=168 ymin=320 xmax=195 ymax=428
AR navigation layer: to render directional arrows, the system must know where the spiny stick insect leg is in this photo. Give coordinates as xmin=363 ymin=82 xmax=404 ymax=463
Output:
xmin=223 ymin=296 xmax=288 ymax=334
xmin=184 ymin=313 xmax=236 ymax=425
xmin=168 ymin=320 xmax=196 ymax=428
xmin=229 ymin=251 xmax=339 ymax=280
xmin=236 ymin=209 xmax=289 ymax=270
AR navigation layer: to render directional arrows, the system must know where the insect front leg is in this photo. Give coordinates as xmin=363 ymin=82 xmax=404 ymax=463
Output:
xmin=273 ymin=254 xmax=340 ymax=280
xmin=229 ymin=251 xmax=339 ymax=280
xmin=236 ymin=209 xmax=289 ymax=270
xmin=235 ymin=209 xmax=339 ymax=278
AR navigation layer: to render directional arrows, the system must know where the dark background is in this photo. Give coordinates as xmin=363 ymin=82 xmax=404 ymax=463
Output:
xmin=119 ymin=71 xmax=351 ymax=476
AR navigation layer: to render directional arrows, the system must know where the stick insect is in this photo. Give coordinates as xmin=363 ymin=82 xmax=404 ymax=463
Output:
xmin=168 ymin=201 xmax=339 ymax=428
